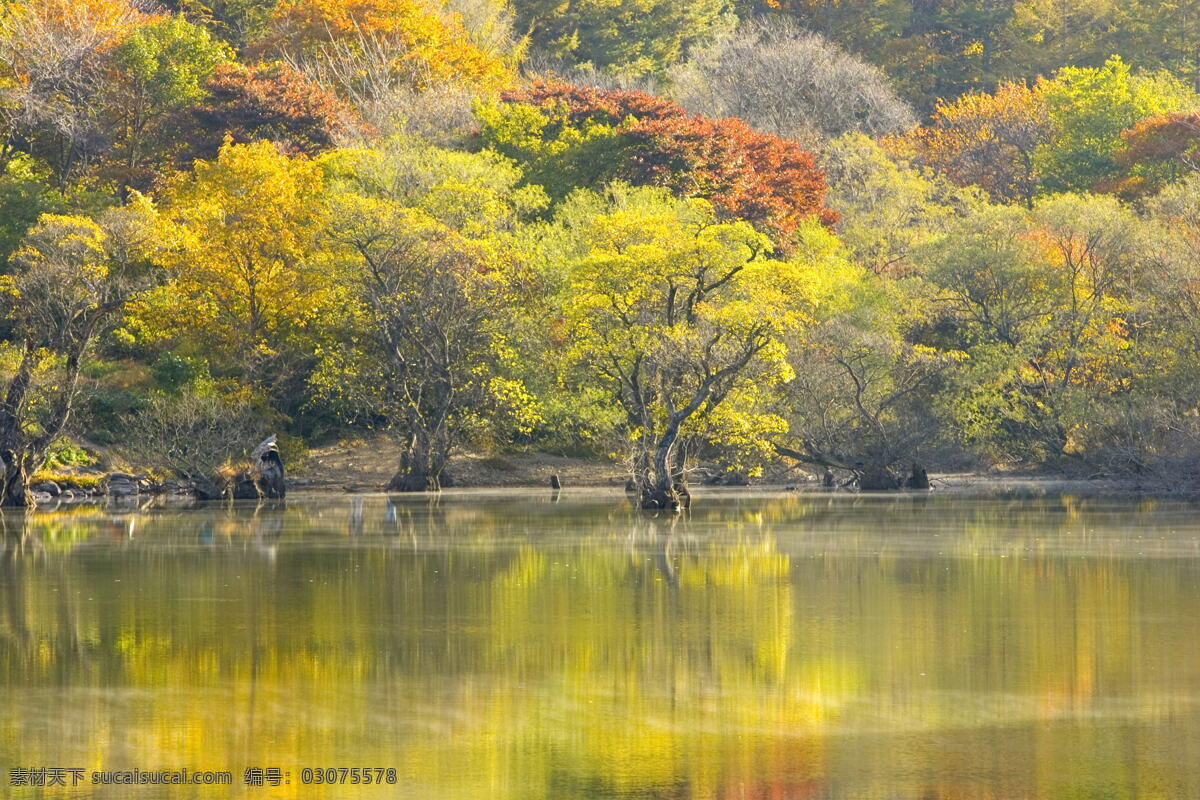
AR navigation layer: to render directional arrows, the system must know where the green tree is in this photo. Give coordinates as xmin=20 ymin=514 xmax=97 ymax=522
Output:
xmin=1036 ymin=56 xmax=1199 ymax=193
xmin=824 ymin=133 xmax=979 ymax=276
xmin=111 ymin=14 xmax=233 ymax=192
xmin=514 ymin=0 xmax=734 ymax=78
xmin=774 ymin=251 xmax=960 ymax=486
xmin=319 ymin=139 xmax=541 ymax=490
xmin=920 ymin=195 xmax=1147 ymax=465
xmin=165 ymin=0 xmax=280 ymax=50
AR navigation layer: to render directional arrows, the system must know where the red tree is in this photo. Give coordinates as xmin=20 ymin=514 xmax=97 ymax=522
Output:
xmin=500 ymin=81 xmax=836 ymax=244
xmin=1105 ymin=112 xmax=1200 ymax=196
xmin=185 ymin=62 xmax=356 ymax=161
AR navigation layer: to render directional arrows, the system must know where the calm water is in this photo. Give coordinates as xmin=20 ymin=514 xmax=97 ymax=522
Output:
xmin=3 ymin=489 xmax=1200 ymax=799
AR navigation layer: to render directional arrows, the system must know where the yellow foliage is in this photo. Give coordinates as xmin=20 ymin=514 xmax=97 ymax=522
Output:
xmin=261 ymin=0 xmax=512 ymax=91
xmin=130 ymin=140 xmax=340 ymax=374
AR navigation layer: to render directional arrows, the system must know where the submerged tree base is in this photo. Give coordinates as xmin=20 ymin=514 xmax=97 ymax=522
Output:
xmin=388 ymin=471 xmax=441 ymax=492
xmin=638 ymin=482 xmax=691 ymax=511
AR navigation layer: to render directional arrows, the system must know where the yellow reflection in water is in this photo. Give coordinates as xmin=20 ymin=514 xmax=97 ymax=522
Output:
xmin=0 ymin=492 xmax=1199 ymax=799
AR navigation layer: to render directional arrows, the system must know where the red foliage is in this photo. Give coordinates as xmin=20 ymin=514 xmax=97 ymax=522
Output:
xmin=503 ymin=81 xmax=682 ymax=125
xmin=186 ymin=62 xmax=356 ymax=161
xmin=1117 ymin=112 xmax=1200 ymax=167
xmin=502 ymin=81 xmax=836 ymax=244
xmin=1102 ymin=112 xmax=1200 ymax=197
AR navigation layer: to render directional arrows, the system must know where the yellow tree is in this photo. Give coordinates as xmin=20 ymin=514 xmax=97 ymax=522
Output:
xmin=557 ymin=184 xmax=820 ymax=509
xmin=132 ymin=139 xmax=337 ymax=393
xmin=0 ymin=198 xmax=161 ymax=505
xmin=255 ymin=0 xmax=511 ymax=92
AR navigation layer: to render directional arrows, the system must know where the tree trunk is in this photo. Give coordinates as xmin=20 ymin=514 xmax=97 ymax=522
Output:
xmin=640 ymin=424 xmax=686 ymax=510
xmin=388 ymin=470 xmax=441 ymax=492
xmin=858 ymin=463 xmax=901 ymax=491
xmin=0 ymin=454 xmax=28 ymax=507
xmin=388 ymin=428 xmax=445 ymax=492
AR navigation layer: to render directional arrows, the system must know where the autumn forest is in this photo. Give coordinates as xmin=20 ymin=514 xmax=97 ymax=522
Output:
xmin=1 ymin=0 xmax=1199 ymax=506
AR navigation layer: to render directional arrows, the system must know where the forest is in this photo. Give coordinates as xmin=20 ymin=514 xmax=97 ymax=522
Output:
xmin=0 ymin=0 xmax=1198 ymax=507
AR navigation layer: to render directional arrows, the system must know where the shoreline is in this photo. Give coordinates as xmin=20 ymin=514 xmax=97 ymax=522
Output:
xmin=21 ymin=435 xmax=1197 ymax=505
xmin=20 ymin=469 xmax=1196 ymax=506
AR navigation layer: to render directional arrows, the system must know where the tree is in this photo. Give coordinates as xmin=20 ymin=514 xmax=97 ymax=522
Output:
xmin=1149 ymin=174 xmax=1200 ymax=356
xmin=512 ymin=0 xmax=733 ymax=78
xmin=130 ymin=140 xmax=336 ymax=399
xmin=0 ymin=197 xmax=161 ymax=505
xmin=323 ymin=203 xmax=535 ymax=490
xmin=0 ymin=0 xmax=155 ymax=187
xmin=1133 ymin=175 xmax=1200 ymax=482
xmin=0 ymin=155 xmax=67 ymax=265
xmin=186 ymin=61 xmax=353 ymax=160
xmin=671 ymin=20 xmax=914 ymax=146
xmin=823 ymin=132 xmax=979 ymax=276
xmin=162 ymin=0 xmax=280 ymax=50
xmin=110 ymin=14 xmax=233 ymax=192
xmin=479 ymin=81 xmax=837 ymax=246
xmin=1104 ymin=0 xmax=1200 ymax=92
xmin=319 ymin=139 xmax=541 ymax=490
xmin=1108 ymin=112 xmax=1200 ymax=197
xmin=555 ymin=184 xmax=817 ymax=508
xmin=776 ymin=304 xmax=960 ymax=487
xmin=254 ymin=0 xmax=510 ymax=91
xmin=919 ymin=195 xmax=1147 ymax=466
xmin=907 ymin=80 xmax=1051 ymax=207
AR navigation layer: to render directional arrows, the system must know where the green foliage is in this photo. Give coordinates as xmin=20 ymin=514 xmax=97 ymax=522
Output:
xmin=0 ymin=157 xmax=67 ymax=266
xmin=477 ymin=83 xmax=836 ymax=247
xmin=44 ymin=439 xmax=97 ymax=469
xmin=115 ymin=15 xmax=233 ymax=111
xmin=475 ymin=99 xmax=627 ymax=204
xmin=151 ymin=352 xmax=212 ymax=393
xmin=168 ymin=0 xmax=280 ymax=49
xmin=516 ymin=0 xmax=734 ymax=78
xmin=1036 ymin=56 xmax=1199 ymax=193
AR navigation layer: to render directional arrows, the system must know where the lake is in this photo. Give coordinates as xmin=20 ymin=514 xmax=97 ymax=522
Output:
xmin=2 ymin=489 xmax=1200 ymax=798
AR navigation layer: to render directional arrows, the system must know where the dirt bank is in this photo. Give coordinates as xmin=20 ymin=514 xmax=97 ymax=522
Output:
xmin=292 ymin=438 xmax=630 ymax=491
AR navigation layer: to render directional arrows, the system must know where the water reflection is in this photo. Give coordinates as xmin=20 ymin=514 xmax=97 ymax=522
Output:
xmin=2 ymin=491 xmax=1200 ymax=798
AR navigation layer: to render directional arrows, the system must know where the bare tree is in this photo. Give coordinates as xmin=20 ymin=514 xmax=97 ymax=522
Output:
xmin=671 ymin=19 xmax=915 ymax=146
xmin=520 ymin=54 xmax=662 ymax=96
xmin=776 ymin=324 xmax=957 ymax=489
xmin=120 ymin=389 xmax=270 ymax=487
xmin=440 ymin=0 xmax=522 ymax=64
xmin=0 ymin=0 xmax=154 ymax=185
xmin=286 ymin=32 xmax=480 ymax=141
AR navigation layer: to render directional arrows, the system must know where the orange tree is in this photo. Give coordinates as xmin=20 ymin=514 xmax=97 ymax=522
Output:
xmin=1109 ymin=112 xmax=1200 ymax=197
xmin=185 ymin=61 xmax=353 ymax=160
xmin=906 ymin=81 xmax=1050 ymax=208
